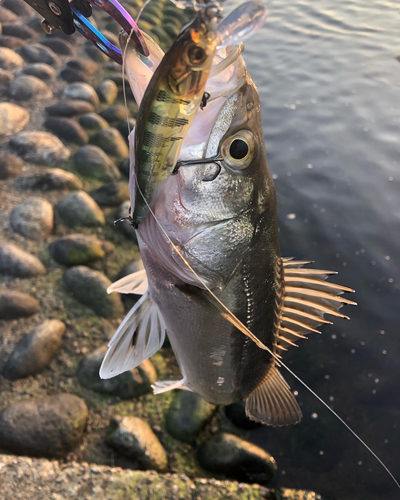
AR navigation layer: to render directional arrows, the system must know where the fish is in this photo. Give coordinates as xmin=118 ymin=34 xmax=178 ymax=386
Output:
xmin=100 ymin=38 xmax=356 ymax=426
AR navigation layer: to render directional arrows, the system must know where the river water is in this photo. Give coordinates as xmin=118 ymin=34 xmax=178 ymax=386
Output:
xmin=230 ymin=0 xmax=400 ymax=498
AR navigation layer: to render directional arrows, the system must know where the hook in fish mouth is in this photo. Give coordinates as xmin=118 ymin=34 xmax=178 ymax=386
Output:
xmin=172 ymin=155 xmax=224 ymax=175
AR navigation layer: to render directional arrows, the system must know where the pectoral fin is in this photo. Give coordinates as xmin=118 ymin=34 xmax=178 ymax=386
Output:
xmin=107 ymin=269 xmax=148 ymax=295
xmin=152 ymin=379 xmax=192 ymax=394
xmin=245 ymin=363 xmax=302 ymax=426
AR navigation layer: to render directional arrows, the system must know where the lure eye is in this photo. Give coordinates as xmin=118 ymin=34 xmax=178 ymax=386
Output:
xmin=221 ymin=130 xmax=256 ymax=170
xmin=187 ymin=45 xmax=207 ymax=65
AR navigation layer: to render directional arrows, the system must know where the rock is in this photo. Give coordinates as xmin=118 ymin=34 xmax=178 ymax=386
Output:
xmin=0 ymin=68 xmax=14 ymax=85
xmin=115 ymin=200 xmax=136 ymax=240
xmin=18 ymin=62 xmax=56 ymax=80
xmin=85 ymin=43 xmax=108 ymax=63
xmin=66 ymin=58 xmax=98 ymax=75
xmin=91 ymin=182 xmax=130 ymax=207
xmin=3 ymin=320 xmax=66 ymax=380
xmin=44 ymin=117 xmax=89 ymax=145
xmin=0 ymin=394 xmax=88 ymax=458
xmin=119 ymin=156 xmax=130 ymax=178
xmin=63 ymin=82 xmax=100 ymax=106
xmin=14 ymin=168 xmax=82 ymax=191
xmin=78 ymin=112 xmax=108 ymax=131
xmin=0 ymin=46 xmax=24 ymax=70
xmin=0 ymin=102 xmax=29 ymax=136
xmin=60 ymin=67 xmax=91 ymax=84
xmin=10 ymin=131 xmax=71 ymax=165
xmin=41 ymin=38 xmax=76 ymax=56
xmin=78 ymin=346 xmax=157 ymax=398
xmin=166 ymin=392 xmax=216 ymax=443
xmin=116 ymin=117 xmax=136 ymax=142
xmin=49 ymin=234 xmax=105 ymax=266
xmin=0 ymin=290 xmax=40 ymax=319
xmin=91 ymin=127 xmax=129 ymax=161
xmin=63 ymin=266 xmax=123 ymax=318
xmin=8 ymin=75 xmax=52 ymax=101
xmin=0 ymin=242 xmax=46 ymax=277
xmin=105 ymin=417 xmax=168 ymax=471
xmin=10 ymin=197 xmax=53 ymax=240
xmin=2 ymin=23 xmax=36 ymax=40
xmin=74 ymin=145 xmax=120 ymax=182
xmin=99 ymin=105 xmax=129 ymax=124
xmin=97 ymin=79 xmax=118 ymax=105
xmin=57 ymin=191 xmax=105 ymax=227
xmin=21 ymin=43 xmax=61 ymax=66
xmin=0 ymin=151 xmax=23 ymax=179
xmin=45 ymin=100 xmax=95 ymax=117
xmin=0 ymin=35 xmax=26 ymax=50
xmin=224 ymin=401 xmax=262 ymax=430
xmin=198 ymin=433 xmax=277 ymax=484
xmin=1 ymin=0 xmax=33 ymax=17
xmin=118 ymin=259 xmax=144 ymax=279
xmin=0 ymin=6 xmax=19 ymax=24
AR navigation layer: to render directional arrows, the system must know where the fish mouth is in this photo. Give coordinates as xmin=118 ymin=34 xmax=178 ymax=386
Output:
xmin=172 ymin=155 xmax=223 ymax=175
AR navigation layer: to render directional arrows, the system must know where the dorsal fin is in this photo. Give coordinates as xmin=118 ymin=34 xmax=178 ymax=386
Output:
xmin=245 ymin=362 xmax=302 ymax=426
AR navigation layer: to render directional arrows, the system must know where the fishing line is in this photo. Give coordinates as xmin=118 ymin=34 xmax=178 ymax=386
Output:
xmin=119 ymin=22 xmax=400 ymax=492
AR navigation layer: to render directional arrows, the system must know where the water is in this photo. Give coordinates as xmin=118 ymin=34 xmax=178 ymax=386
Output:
xmin=228 ymin=0 xmax=400 ymax=498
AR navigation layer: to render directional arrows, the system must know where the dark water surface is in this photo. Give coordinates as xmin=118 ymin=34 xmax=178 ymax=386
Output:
xmin=232 ymin=0 xmax=400 ymax=498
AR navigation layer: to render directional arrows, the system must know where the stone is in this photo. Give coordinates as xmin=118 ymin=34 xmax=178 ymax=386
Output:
xmin=57 ymin=191 xmax=105 ymax=227
xmin=91 ymin=182 xmax=130 ymax=207
xmin=85 ymin=43 xmax=108 ymax=63
xmin=0 ymin=242 xmax=46 ymax=277
xmin=0 ymin=46 xmax=24 ymax=70
xmin=74 ymin=145 xmax=120 ymax=182
xmin=78 ymin=346 xmax=157 ymax=398
xmin=63 ymin=82 xmax=100 ymax=106
xmin=105 ymin=417 xmax=168 ymax=471
xmin=0 ymin=68 xmax=14 ymax=85
xmin=44 ymin=117 xmax=89 ymax=145
xmin=97 ymin=79 xmax=118 ymax=105
xmin=14 ymin=168 xmax=82 ymax=191
xmin=0 ymin=151 xmax=23 ymax=179
xmin=0 ymin=6 xmax=19 ymax=24
xmin=66 ymin=58 xmax=98 ymax=75
xmin=114 ymin=200 xmax=136 ymax=240
xmin=197 ymin=433 xmax=277 ymax=484
xmin=21 ymin=43 xmax=61 ymax=66
xmin=1 ymin=0 xmax=33 ymax=17
xmin=119 ymin=156 xmax=130 ymax=178
xmin=224 ymin=401 xmax=262 ymax=430
xmin=118 ymin=259 xmax=144 ymax=279
xmin=18 ymin=63 xmax=56 ymax=80
xmin=91 ymin=127 xmax=129 ymax=161
xmin=116 ymin=118 xmax=136 ymax=142
xmin=0 ymin=394 xmax=88 ymax=458
xmin=10 ymin=131 xmax=71 ymax=165
xmin=49 ymin=234 xmax=105 ymax=266
xmin=166 ymin=391 xmax=216 ymax=443
xmin=10 ymin=197 xmax=53 ymax=240
xmin=60 ymin=67 xmax=91 ymax=84
xmin=99 ymin=105 xmax=129 ymax=124
xmin=0 ymin=35 xmax=26 ymax=50
xmin=41 ymin=38 xmax=76 ymax=56
xmin=78 ymin=112 xmax=108 ymax=131
xmin=45 ymin=100 xmax=95 ymax=117
xmin=63 ymin=266 xmax=123 ymax=318
xmin=3 ymin=320 xmax=66 ymax=380
xmin=2 ymin=23 xmax=36 ymax=40
xmin=0 ymin=102 xmax=29 ymax=135
xmin=0 ymin=290 xmax=40 ymax=319
xmin=8 ymin=75 xmax=52 ymax=101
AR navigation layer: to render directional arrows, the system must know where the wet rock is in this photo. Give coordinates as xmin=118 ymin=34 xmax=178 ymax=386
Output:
xmin=45 ymin=100 xmax=95 ymax=117
xmin=0 ymin=102 xmax=29 ymax=135
xmin=224 ymin=401 xmax=262 ymax=430
xmin=0 ymin=394 xmax=88 ymax=458
xmin=0 ymin=242 xmax=46 ymax=277
xmin=18 ymin=62 xmax=56 ymax=80
xmin=97 ymin=79 xmax=118 ymax=105
xmin=21 ymin=43 xmax=61 ymax=66
xmin=91 ymin=127 xmax=129 ymax=161
xmin=74 ymin=145 xmax=120 ymax=182
xmin=3 ymin=320 xmax=66 ymax=380
xmin=78 ymin=346 xmax=157 ymax=398
xmin=119 ymin=156 xmax=130 ymax=178
xmin=49 ymin=234 xmax=105 ymax=266
xmin=197 ymin=433 xmax=277 ymax=484
xmin=0 ymin=6 xmax=19 ymax=24
xmin=2 ymin=23 xmax=36 ymax=40
xmin=63 ymin=266 xmax=123 ymax=318
xmin=114 ymin=200 xmax=136 ymax=240
xmin=0 ymin=151 xmax=23 ymax=179
xmin=10 ymin=197 xmax=53 ymax=240
xmin=105 ymin=417 xmax=168 ymax=471
xmin=44 ymin=117 xmax=89 ymax=145
xmin=8 ymin=75 xmax=52 ymax=101
xmin=116 ymin=118 xmax=136 ymax=142
xmin=85 ymin=43 xmax=108 ymax=63
xmin=10 ymin=131 xmax=71 ymax=165
xmin=60 ymin=67 xmax=91 ymax=84
xmin=99 ymin=105 xmax=129 ymax=124
xmin=63 ymin=82 xmax=100 ymax=106
xmin=0 ymin=68 xmax=14 ymax=85
xmin=14 ymin=168 xmax=82 ymax=191
xmin=91 ymin=182 xmax=130 ymax=207
xmin=66 ymin=58 xmax=98 ymax=75
xmin=166 ymin=392 xmax=216 ymax=443
xmin=41 ymin=38 xmax=76 ymax=56
xmin=78 ymin=112 xmax=108 ymax=132
xmin=0 ymin=35 xmax=26 ymax=50
xmin=0 ymin=46 xmax=24 ymax=70
xmin=57 ymin=191 xmax=105 ymax=227
xmin=1 ymin=0 xmax=33 ymax=17
xmin=0 ymin=290 xmax=40 ymax=319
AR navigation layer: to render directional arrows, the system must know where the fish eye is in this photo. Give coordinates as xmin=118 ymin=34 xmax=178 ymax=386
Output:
xmin=187 ymin=45 xmax=207 ymax=65
xmin=221 ymin=130 xmax=256 ymax=170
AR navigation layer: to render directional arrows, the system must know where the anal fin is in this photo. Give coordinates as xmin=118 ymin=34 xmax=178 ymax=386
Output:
xmin=245 ymin=363 xmax=302 ymax=426
xmin=152 ymin=379 xmax=192 ymax=394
